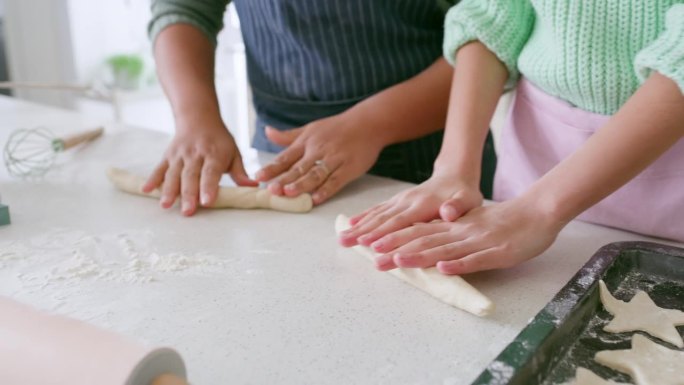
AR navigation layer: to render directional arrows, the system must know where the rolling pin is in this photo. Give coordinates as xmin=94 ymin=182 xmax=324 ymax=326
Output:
xmin=0 ymin=297 xmax=187 ymax=385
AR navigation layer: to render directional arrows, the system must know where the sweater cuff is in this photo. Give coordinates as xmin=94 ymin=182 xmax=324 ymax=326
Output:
xmin=635 ymin=4 xmax=684 ymax=95
xmin=148 ymin=14 xmax=219 ymax=47
xmin=442 ymin=0 xmax=535 ymax=90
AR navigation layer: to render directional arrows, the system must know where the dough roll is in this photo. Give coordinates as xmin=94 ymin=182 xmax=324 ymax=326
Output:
xmin=335 ymin=214 xmax=494 ymax=317
xmin=107 ymin=167 xmax=313 ymax=213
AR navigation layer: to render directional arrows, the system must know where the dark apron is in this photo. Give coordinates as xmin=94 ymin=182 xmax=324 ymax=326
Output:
xmin=234 ymin=0 xmax=495 ymax=196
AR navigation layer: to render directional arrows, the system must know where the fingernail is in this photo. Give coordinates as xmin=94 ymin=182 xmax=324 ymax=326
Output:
xmin=374 ymin=254 xmax=394 ymax=270
xmin=371 ymin=240 xmax=384 ymax=252
xmin=394 ymin=253 xmax=414 ymax=266
xmin=181 ymin=200 xmax=192 ymax=213
xmin=358 ymin=235 xmax=372 ymax=246
xmin=255 ymin=170 xmax=265 ymax=180
xmin=442 ymin=205 xmax=459 ymax=220
xmin=436 ymin=261 xmax=458 ymax=275
xmin=160 ymin=196 xmax=171 ymax=207
xmin=201 ymin=193 xmax=210 ymax=206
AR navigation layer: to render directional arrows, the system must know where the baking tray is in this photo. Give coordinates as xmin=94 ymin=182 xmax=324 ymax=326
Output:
xmin=472 ymin=241 xmax=684 ymax=385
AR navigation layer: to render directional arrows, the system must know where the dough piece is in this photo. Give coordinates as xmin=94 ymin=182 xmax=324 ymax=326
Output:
xmin=561 ymin=367 xmax=629 ymax=385
xmin=599 ymin=280 xmax=684 ymax=348
xmin=595 ymin=334 xmax=684 ymax=385
xmin=334 ymin=214 xmax=494 ymax=317
xmin=107 ymin=167 xmax=312 ymax=213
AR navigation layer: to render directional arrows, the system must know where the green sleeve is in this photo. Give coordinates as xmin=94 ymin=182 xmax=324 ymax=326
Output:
xmin=635 ymin=4 xmax=684 ymax=95
xmin=148 ymin=0 xmax=231 ymax=47
xmin=442 ymin=0 xmax=535 ymax=89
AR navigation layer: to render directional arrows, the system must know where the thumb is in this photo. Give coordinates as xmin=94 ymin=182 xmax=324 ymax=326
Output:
xmin=439 ymin=196 xmax=476 ymax=222
xmin=229 ymin=155 xmax=259 ymax=187
xmin=265 ymin=125 xmax=304 ymax=147
xmin=440 ymin=189 xmax=483 ymax=221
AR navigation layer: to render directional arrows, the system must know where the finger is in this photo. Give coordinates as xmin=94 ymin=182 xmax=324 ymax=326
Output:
xmin=436 ymin=247 xmax=504 ymax=275
xmin=199 ymin=160 xmax=224 ymax=207
xmin=264 ymin=125 xmax=304 ymax=147
xmin=284 ymin=158 xmax=339 ymax=197
xmin=311 ymin=166 xmax=348 ymax=205
xmin=339 ymin=206 xmax=404 ymax=247
xmin=356 ymin=206 xmax=442 ymax=250
xmin=160 ymin=161 xmax=182 ymax=209
xmin=255 ymin=144 xmax=303 ymax=182
xmin=142 ymin=161 xmax=168 ymax=193
xmin=440 ymin=196 xmax=476 ymax=222
xmin=370 ymin=221 xmax=451 ymax=253
xmin=229 ymin=154 xmax=258 ymax=187
xmin=393 ymin=236 xmax=481 ymax=269
xmin=180 ymin=158 xmax=203 ymax=216
xmin=268 ymin=158 xmax=315 ymax=196
xmin=349 ymin=202 xmax=389 ymax=226
xmin=373 ymin=253 xmax=397 ymax=271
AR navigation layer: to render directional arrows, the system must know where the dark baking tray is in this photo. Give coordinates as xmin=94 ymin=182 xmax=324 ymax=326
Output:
xmin=472 ymin=241 xmax=684 ymax=385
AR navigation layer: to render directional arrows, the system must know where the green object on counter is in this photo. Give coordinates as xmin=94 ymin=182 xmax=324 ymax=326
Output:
xmin=0 ymin=204 xmax=10 ymax=226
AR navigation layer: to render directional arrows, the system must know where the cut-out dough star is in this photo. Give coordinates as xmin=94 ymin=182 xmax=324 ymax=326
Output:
xmin=595 ymin=334 xmax=684 ymax=385
xmin=563 ymin=367 xmax=629 ymax=385
xmin=599 ymin=280 xmax=684 ymax=348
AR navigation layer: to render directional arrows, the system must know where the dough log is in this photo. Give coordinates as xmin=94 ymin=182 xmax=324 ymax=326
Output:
xmin=335 ymin=214 xmax=494 ymax=317
xmin=107 ymin=167 xmax=313 ymax=213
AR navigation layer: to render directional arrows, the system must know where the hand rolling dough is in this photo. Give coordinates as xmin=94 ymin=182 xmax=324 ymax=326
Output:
xmin=106 ymin=167 xmax=312 ymax=213
xmin=335 ymin=214 xmax=494 ymax=317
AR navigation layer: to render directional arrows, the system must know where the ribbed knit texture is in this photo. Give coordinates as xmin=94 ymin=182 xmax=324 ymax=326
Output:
xmin=149 ymin=0 xmax=230 ymax=47
xmin=444 ymin=1 xmax=684 ymax=115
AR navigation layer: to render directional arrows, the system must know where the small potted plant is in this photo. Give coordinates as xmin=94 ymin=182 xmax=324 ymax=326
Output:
xmin=106 ymin=54 xmax=144 ymax=90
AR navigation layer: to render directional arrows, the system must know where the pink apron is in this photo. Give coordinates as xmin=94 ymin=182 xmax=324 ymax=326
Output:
xmin=494 ymin=79 xmax=684 ymax=242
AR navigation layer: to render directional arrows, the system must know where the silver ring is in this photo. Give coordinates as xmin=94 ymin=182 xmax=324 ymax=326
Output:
xmin=314 ymin=159 xmax=330 ymax=175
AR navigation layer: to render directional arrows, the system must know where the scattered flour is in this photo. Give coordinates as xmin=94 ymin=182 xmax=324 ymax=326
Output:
xmin=486 ymin=360 xmax=516 ymax=384
xmin=1 ymin=228 xmax=226 ymax=288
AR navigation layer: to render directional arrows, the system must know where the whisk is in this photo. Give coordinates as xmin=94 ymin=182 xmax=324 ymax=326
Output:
xmin=3 ymin=126 xmax=104 ymax=178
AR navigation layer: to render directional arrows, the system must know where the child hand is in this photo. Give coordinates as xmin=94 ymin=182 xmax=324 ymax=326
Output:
xmin=371 ymin=198 xmax=564 ymax=273
xmin=338 ymin=173 xmax=482 ymax=249
xmin=142 ymin=121 xmax=257 ymax=216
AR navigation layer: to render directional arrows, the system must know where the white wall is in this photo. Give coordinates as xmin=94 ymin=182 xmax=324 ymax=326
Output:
xmin=3 ymin=0 xmax=76 ymax=108
xmin=2 ymin=0 xmax=252 ymax=145
xmin=67 ymin=0 xmax=153 ymax=84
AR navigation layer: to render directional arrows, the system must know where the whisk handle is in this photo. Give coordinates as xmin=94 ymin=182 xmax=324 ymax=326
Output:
xmin=53 ymin=127 xmax=105 ymax=151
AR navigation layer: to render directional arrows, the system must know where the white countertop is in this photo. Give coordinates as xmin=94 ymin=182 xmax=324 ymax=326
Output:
xmin=0 ymin=96 xmax=676 ymax=384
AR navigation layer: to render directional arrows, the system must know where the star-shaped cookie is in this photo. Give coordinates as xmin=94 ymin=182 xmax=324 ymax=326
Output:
xmin=563 ymin=367 xmax=628 ymax=385
xmin=599 ymin=280 xmax=684 ymax=347
xmin=595 ymin=334 xmax=684 ymax=385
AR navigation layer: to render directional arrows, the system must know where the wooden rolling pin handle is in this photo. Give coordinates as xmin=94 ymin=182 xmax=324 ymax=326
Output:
xmin=59 ymin=127 xmax=105 ymax=150
xmin=151 ymin=374 xmax=189 ymax=385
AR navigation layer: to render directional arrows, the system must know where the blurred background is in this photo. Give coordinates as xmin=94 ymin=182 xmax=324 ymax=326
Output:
xmin=0 ymin=0 xmax=254 ymax=149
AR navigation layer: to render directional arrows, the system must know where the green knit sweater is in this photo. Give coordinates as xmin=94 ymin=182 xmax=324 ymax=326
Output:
xmin=443 ymin=1 xmax=684 ymax=115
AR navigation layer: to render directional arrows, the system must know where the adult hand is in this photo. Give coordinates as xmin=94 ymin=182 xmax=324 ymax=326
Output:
xmin=255 ymin=114 xmax=385 ymax=205
xmin=142 ymin=120 xmax=257 ymax=216
xmin=369 ymin=197 xmax=563 ymax=273
xmin=338 ymin=172 xmax=482 ymax=249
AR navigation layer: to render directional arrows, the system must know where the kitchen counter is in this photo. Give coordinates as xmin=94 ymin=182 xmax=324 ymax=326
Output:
xmin=0 ymin=96 xmax=675 ymax=384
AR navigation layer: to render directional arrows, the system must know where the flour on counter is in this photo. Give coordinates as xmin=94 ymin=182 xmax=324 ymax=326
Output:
xmin=1 ymin=229 xmax=226 ymax=288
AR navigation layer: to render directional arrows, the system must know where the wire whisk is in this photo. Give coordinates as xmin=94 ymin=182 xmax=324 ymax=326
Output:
xmin=3 ymin=126 xmax=104 ymax=178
